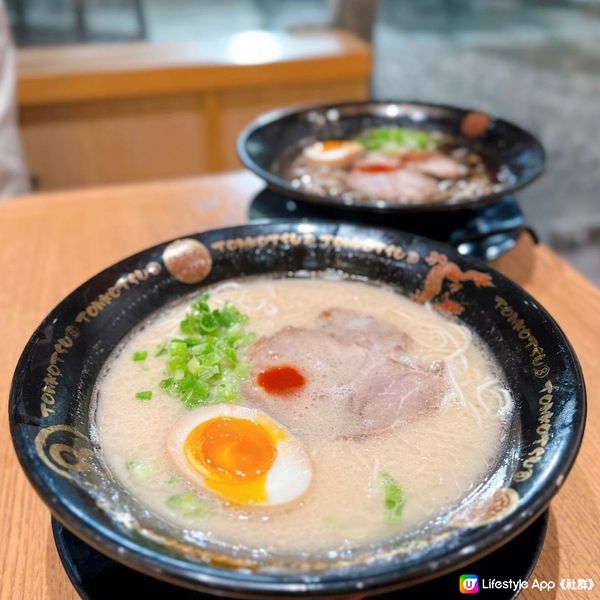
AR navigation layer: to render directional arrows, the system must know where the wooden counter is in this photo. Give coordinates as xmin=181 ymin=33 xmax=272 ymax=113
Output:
xmin=0 ymin=172 xmax=598 ymax=599
xmin=17 ymin=31 xmax=371 ymax=190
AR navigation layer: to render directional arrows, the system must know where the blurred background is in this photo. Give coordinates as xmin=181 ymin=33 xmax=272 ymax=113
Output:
xmin=4 ymin=0 xmax=600 ymax=281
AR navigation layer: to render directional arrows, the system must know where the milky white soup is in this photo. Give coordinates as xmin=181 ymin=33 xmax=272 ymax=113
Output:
xmin=93 ymin=277 xmax=513 ymax=555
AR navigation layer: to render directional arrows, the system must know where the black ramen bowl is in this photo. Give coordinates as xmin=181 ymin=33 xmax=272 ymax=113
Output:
xmin=10 ymin=222 xmax=583 ymax=598
xmin=238 ymin=100 xmax=546 ymax=213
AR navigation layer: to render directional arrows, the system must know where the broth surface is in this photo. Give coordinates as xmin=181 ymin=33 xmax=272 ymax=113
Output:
xmin=94 ymin=277 xmax=513 ymax=554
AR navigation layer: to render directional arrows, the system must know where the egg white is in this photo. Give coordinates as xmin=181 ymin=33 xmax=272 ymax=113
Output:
xmin=303 ymin=140 xmax=363 ymax=168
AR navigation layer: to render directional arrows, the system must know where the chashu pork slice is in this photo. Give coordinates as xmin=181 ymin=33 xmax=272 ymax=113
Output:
xmin=317 ymin=307 xmax=410 ymax=355
xmin=408 ymin=152 xmax=467 ymax=180
xmin=349 ymin=358 xmax=445 ymax=436
xmin=245 ymin=326 xmax=368 ymax=439
xmin=347 ymin=167 xmax=439 ymax=203
xmin=244 ymin=309 xmax=446 ymax=439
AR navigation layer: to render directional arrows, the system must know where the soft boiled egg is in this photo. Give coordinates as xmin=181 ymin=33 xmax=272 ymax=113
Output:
xmin=167 ymin=404 xmax=312 ymax=507
xmin=303 ymin=139 xmax=363 ymax=168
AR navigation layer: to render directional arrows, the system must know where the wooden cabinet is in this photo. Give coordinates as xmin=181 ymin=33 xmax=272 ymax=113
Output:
xmin=17 ymin=31 xmax=371 ymax=191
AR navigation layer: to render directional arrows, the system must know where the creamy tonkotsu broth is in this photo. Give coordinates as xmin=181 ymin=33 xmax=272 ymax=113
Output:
xmin=94 ymin=277 xmax=513 ymax=554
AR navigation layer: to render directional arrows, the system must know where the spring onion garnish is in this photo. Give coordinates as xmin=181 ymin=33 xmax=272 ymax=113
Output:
xmin=159 ymin=292 xmax=254 ymax=408
xmin=126 ymin=457 xmax=154 ymax=483
xmin=135 ymin=390 xmax=153 ymax=401
xmin=166 ymin=492 xmax=209 ymax=518
xmin=357 ymin=127 xmax=436 ymax=154
xmin=381 ymin=472 xmax=405 ymax=523
xmin=133 ymin=350 xmax=148 ymax=362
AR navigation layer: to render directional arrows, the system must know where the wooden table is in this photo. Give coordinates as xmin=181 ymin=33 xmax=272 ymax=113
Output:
xmin=0 ymin=171 xmax=598 ymax=599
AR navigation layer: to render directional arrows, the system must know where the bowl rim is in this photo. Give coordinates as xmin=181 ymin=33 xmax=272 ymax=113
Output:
xmin=237 ymin=99 xmax=546 ymax=214
xmin=9 ymin=221 xmax=584 ymax=597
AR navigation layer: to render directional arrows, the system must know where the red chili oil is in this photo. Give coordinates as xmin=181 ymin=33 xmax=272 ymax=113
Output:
xmin=257 ymin=365 xmax=306 ymax=395
xmin=356 ymin=163 xmax=399 ymax=174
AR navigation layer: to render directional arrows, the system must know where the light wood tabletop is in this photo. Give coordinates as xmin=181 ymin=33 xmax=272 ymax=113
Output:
xmin=0 ymin=171 xmax=598 ymax=599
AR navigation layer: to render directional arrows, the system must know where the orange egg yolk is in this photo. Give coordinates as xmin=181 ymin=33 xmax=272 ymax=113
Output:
xmin=320 ymin=140 xmax=346 ymax=152
xmin=183 ymin=416 xmax=280 ymax=505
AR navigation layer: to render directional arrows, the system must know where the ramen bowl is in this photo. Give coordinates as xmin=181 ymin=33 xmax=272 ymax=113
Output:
xmin=10 ymin=221 xmax=584 ymax=598
xmin=238 ymin=100 xmax=545 ymax=213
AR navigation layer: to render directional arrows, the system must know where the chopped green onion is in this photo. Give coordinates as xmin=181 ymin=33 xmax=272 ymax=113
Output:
xmin=199 ymin=313 xmax=218 ymax=333
xmin=158 ymin=293 xmax=254 ymax=408
xmin=167 ymin=492 xmax=209 ymax=518
xmin=126 ymin=458 xmax=154 ymax=483
xmin=381 ymin=472 xmax=405 ymax=523
xmin=135 ymin=390 xmax=153 ymax=401
xmin=155 ymin=345 xmax=168 ymax=357
xmin=169 ymin=340 xmax=188 ymax=356
xmin=133 ymin=350 xmax=148 ymax=362
xmin=357 ymin=127 xmax=436 ymax=154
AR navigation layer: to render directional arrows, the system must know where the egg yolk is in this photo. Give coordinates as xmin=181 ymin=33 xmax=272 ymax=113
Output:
xmin=183 ymin=416 xmax=281 ymax=505
xmin=320 ymin=140 xmax=345 ymax=152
